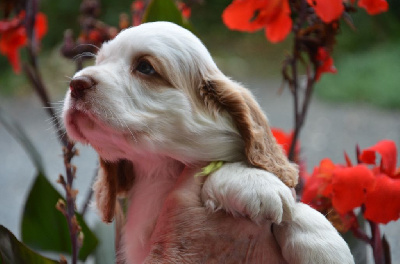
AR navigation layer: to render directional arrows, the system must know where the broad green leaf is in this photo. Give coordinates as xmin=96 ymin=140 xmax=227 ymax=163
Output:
xmin=0 ymin=107 xmax=44 ymax=173
xmin=21 ymin=173 xmax=98 ymax=261
xmin=0 ymin=225 xmax=58 ymax=264
xmin=142 ymin=0 xmax=193 ymax=31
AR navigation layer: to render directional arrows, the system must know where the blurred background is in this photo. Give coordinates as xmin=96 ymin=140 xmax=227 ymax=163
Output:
xmin=0 ymin=0 xmax=399 ymax=263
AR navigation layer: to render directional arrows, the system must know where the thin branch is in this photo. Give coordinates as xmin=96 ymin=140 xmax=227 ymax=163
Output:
xmin=350 ymin=226 xmax=371 ymax=245
xmin=369 ymin=221 xmax=385 ymax=264
xmin=24 ymin=1 xmax=82 ymax=263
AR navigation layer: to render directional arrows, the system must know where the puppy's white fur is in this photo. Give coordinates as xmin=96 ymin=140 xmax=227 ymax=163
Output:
xmin=63 ymin=22 xmax=354 ymax=264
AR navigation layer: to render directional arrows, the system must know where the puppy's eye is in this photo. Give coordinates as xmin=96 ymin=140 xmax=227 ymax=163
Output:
xmin=136 ymin=60 xmax=156 ymax=75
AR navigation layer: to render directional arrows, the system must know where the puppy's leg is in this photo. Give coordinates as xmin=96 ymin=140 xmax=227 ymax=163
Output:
xmin=201 ymin=162 xmax=295 ymax=224
xmin=273 ymin=203 xmax=355 ymax=264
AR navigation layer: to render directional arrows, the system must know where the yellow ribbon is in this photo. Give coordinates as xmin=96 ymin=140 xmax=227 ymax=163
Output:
xmin=195 ymin=161 xmax=224 ymax=177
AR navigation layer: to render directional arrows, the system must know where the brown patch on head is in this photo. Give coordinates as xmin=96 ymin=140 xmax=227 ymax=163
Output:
xmin=94 ymin=158 xmax=135 ymax=223
xmin=199 ymin=78 xmax=298 ymax=187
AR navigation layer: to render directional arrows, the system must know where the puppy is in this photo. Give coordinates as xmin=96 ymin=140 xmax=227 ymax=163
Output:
xmin=63 ymin=22 xmax=354 ymax=263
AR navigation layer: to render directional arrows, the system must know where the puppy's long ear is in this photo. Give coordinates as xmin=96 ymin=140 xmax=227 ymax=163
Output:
xmin=200 ymin=78 xmax=298 ymax=188
xmin=94 ymin=158 xmax=135 ymax=223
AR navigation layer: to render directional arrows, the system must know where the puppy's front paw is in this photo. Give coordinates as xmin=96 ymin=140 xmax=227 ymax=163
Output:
xmin=201 ymin=162 xmax=295 ymax=224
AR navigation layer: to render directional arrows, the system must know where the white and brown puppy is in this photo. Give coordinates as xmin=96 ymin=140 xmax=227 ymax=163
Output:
xmin=63 ymin=22 xmax=354 ymax=264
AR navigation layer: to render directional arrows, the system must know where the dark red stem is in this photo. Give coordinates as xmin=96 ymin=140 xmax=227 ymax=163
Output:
xmin=24 ymin=1 xmax=80 ymax=263
xmin=369 ymin=221 xmax=385 ymax=264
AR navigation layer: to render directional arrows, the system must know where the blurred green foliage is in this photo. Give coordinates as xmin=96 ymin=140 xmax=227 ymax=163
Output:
xmin=316 ymin=42 xmax=400 ymax=109
xmin=1 ymin=0 xmax=400 ymax=107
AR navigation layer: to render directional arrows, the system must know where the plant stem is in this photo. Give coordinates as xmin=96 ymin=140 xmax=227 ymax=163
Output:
xmin=350 ymin=225 xmax=371 ymax=245
xmin=369 ymin=221 xmax=385 ymax=264
xmin=63 ymin=142 xmax=79 ymax=264
xmin=24 ymin=1 xmax=81 ymax=262
xmin=288 ymin=0 xmax=315 ymax=162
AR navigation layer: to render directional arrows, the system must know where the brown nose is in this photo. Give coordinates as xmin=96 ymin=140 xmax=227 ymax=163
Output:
xmin=69 ymin=76 xmax=96 ymax=99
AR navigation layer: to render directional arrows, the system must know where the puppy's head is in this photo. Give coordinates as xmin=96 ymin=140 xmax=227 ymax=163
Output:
xmin=62 ymin=22 xmax=297 ymax=222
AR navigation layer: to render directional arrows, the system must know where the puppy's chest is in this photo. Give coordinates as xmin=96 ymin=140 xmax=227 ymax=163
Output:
xmin=123 ymin=175 xmax=177 ymax=263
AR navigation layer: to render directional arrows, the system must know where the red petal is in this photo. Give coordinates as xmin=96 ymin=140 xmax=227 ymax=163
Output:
xmin=222 ymin=0 xmax=266 ymax=32
xmin=301 ymin=158 xmax=335 ymax=204
xmin=271 ymin=128 xmax=292 ymax=156
xmin=331 ymin=165 xmax=375 ymax=214
xmin=301 ymin=168 xmax=327 ymax=204
xmin=307 ymin=0 xmax=344 ymax=23
xmin=344 ymin=151 xmax=353 ymax=167
xmin=0 ymin=27 xmax=26 ymax=73
xmin=364 ymin=175 xmax=400 ymax=223
xmin=319 ymin=158 xmax=336 ymax=177
xmin=265 ymin=0 xmax=292 ymax=43
xmin=6 ymin=48 xmax=22 ymax=73
xmin=358 ymin=0 xmax=388 ymax=15
xmin=360 ymin=140 xmax=397 ymax=177
xmin=132 ymin=0 xmax=145 ymax=11
xmin=34 ymin=13 xmax=48 ymax=40
xmin=315 ymin=47 xmax=337 ymax=81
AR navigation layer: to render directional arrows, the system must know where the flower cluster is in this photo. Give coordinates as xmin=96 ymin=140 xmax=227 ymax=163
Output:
xmin=222 ymin=0 xmax=388 ymax=81
xmin=222 ymin=0 xmax=292 ymax=43
xmin=223 ymin=0 xmax=388 ymax=43
xmin=0 ymin=11 xmax=47 ymax=73
xmin=302 ymin=140 xmax=400 ymax=231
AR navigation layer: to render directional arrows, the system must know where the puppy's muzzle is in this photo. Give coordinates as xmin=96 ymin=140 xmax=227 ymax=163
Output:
xmin=69 ymin=75 xmax=96 ymax=99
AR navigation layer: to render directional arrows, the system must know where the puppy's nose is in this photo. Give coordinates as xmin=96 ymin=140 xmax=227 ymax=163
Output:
xmin=69 ymin=76 xmax=96 ymax=99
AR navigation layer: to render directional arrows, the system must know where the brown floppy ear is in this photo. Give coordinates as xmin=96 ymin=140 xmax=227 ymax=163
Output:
xmin=200 ymin=78 xmax=298 ymax=188
xmin=93 ymin=157 xmax=135 ymax=223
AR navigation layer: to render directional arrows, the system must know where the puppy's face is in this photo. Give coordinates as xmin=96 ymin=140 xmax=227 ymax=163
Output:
xmin=63 ymin=22 xmax=243 ymax=164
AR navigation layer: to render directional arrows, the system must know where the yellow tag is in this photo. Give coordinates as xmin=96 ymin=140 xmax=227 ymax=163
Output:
xmin=195 ymin=161 xmax=224 ymax=177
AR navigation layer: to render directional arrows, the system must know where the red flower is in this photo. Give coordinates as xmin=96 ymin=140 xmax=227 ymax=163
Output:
xmin=360 ymin=140 xmax=398 ymax=177
xmin=222 ymin=0 xmax=292 ymax=43
xmin=131 ymin=0 xmax=145 ymax=26
xmin=0 ymin=11 xmax=47 ymax=73
xmin=34 ymin=13 xmax=47 ymax=40
xmin=315 ymin=47 xmax=337 ymax=81
xmin=301 ymin=158 xmax=357 ymax=232
xmin=271 ymin=128 xmax=307 ymax=178
xmin=331 ymin=165 xmax=375 ymax=214
xmin=271 ymin=128 xmax=296 ymax=156
xmin=359 ymin=140 xmax=400 ymax=223
xmin=358 ymin=0 xmax=389 ymax=15
xmin=303 ymin=140 xmax=400 ymax=225
xmin=307 ymin=0 xmax=344 ymax=23
xmin=0 ymin=26 xmax=26 ymax=73
xmin=302 ymin=158 xmax=335 ymax=207
xmin=177 ymin=2 xmax=191 ymax=20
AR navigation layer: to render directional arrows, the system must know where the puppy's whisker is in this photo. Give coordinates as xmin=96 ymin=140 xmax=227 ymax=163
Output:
xmin=73 ymin=53 xmax=96 ymax=62
xmin=109 ymin=109 xmax=137 ymax=143
xmin=58 ymin=80 xmax=73 ymax=84
xmin=74 ymin=43 xmax=100 ymax=51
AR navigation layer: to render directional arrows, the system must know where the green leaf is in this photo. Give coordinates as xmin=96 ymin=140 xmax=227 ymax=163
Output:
xmin=0 ymin=107 xmax=44 ymax=174
xmin=0 ymin=225 xmax=58 ymax=264
xmin=21 ymin=173 xmax=98 ymax=261
xmin=142 ymin=0 xmax=193 ymax=31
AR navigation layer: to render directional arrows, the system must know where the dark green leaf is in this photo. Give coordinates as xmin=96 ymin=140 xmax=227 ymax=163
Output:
xmin=21 ymin=173 xmax=98 ymax=261
xmin=142 ymin=0 xmax=193 ymax=31
xmin=0 ymin=225 xmax=58 ymax=264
